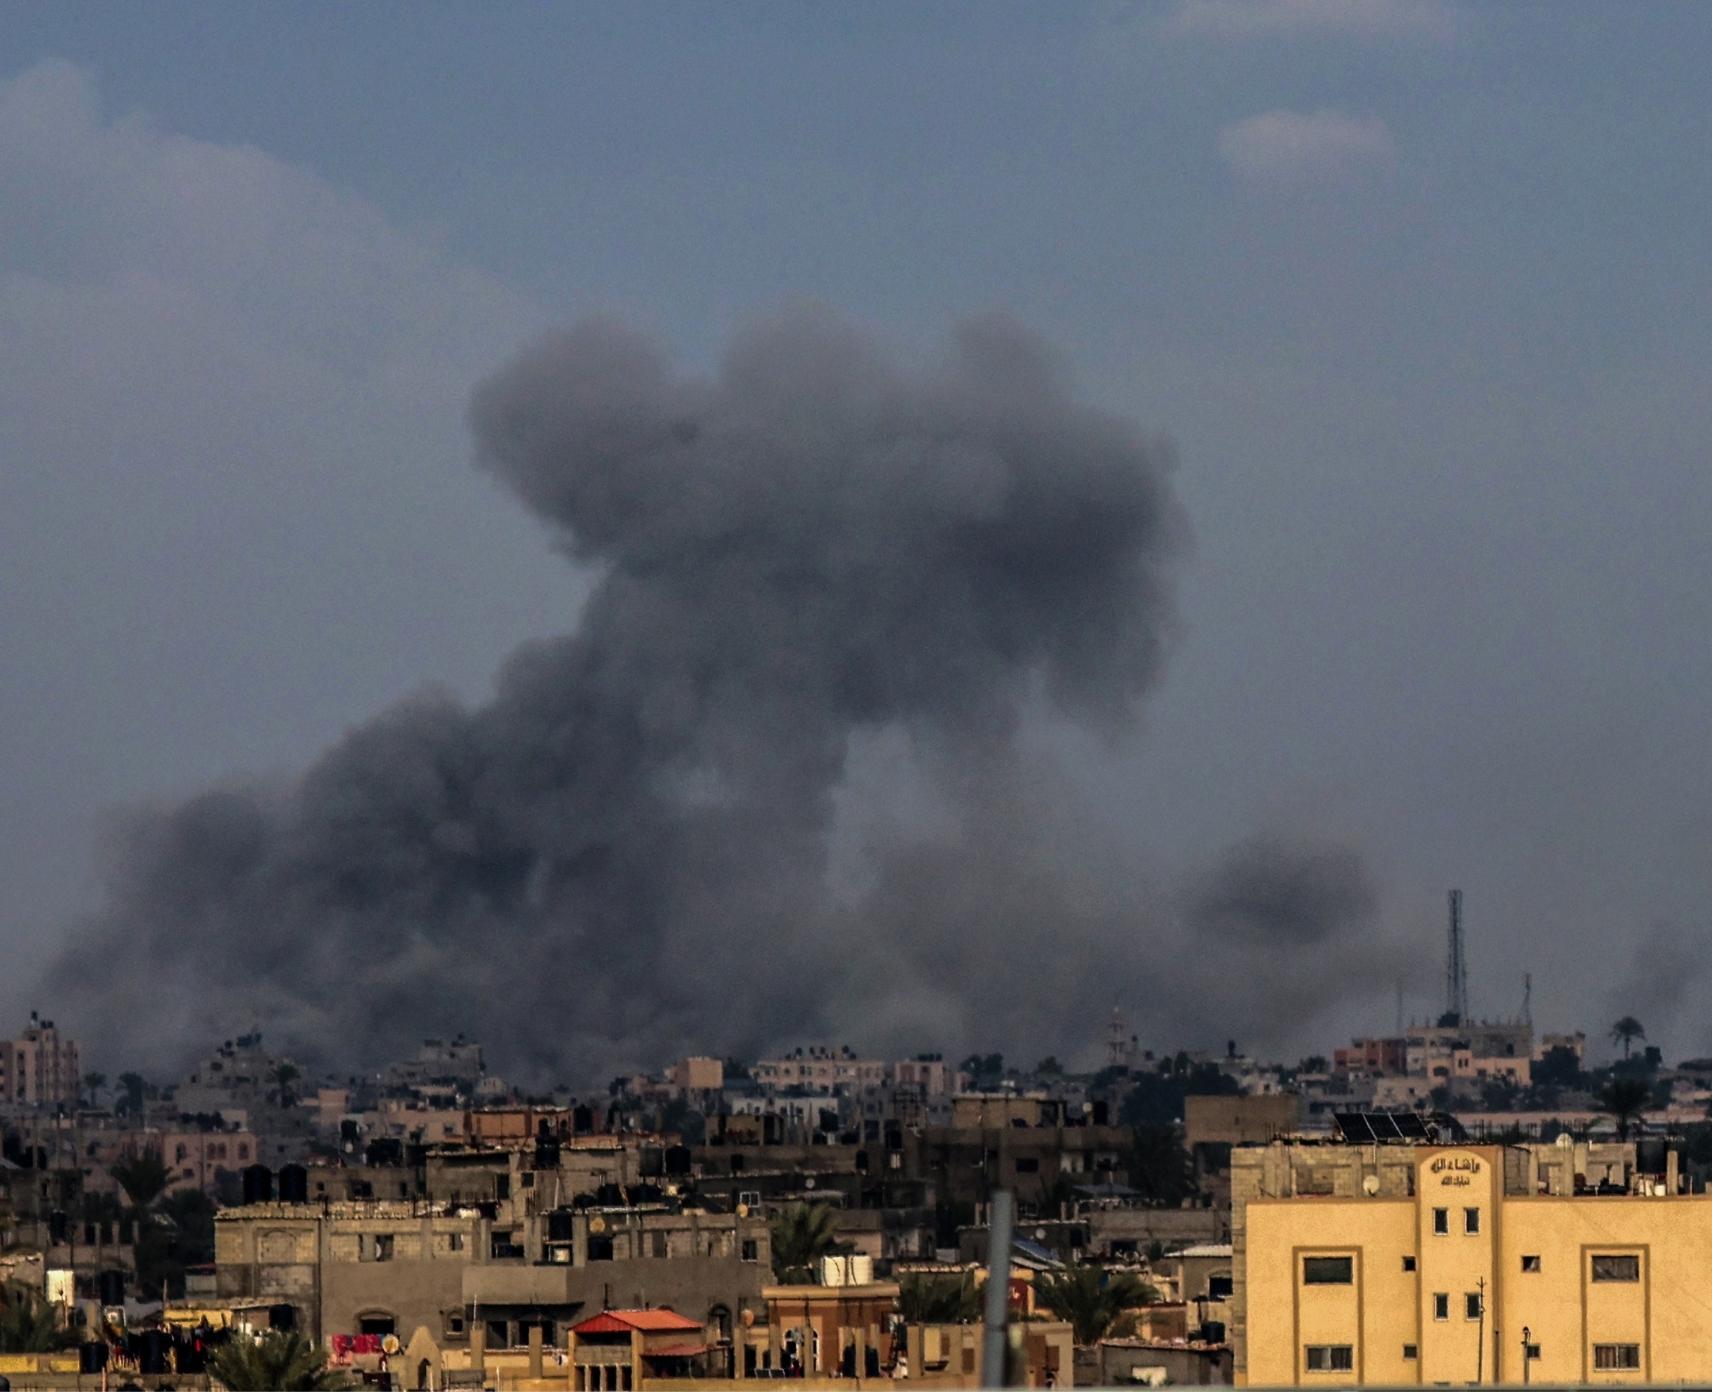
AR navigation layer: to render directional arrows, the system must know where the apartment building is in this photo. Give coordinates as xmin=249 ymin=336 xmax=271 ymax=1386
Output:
xmin=0 ymin=1012 xmax=81 ymax=1108
xmin=1233 ymin=1133 xmax=1711 ymax=1385
xmin=215 ymin=1198 xmax=771 ymax=1348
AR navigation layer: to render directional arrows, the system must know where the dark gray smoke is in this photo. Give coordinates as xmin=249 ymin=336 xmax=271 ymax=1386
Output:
xmin=47 ymin=309 xmax=1390 ymax=1079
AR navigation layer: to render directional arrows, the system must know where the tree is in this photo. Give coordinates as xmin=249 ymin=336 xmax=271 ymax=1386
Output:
xmin=1128 ymin=1126 xmax=1196 ymax=1206
xmin=1033 ymin=1265 xmax=1160 ymax=1346
xmin=117 ymin=1071 xmax=149 ymax=1117
xmin=271 ymin=1062 xmax=302 ymax=1107
xmin=1610 ymin=1017 xmax=1646 ymax=1059
xmin=769 ymin=1203 xmax=844 ymax=1283
xmin=110 ymin=1152 xmax=171 ymax=1213
xmin=897 ymin=1273 xmax=981 ymax=1324
xmin=1600 ymin=1077 xmax=1652 ymax=1141
xmin=0 ymin=1282 xmax=77 ymax=1353
xmin=136 ymin=1190 xmax=218 ymax=1299
xmin=1035 ymin=1057 xmax=1063 ymax=1077
xmin=208 ymin=1330 xmax=350 ymax=1390
xmin=1531 ymin=1046 xmax=1583 ymax=1091
xmin=83 ymin=1071 xmax=107 ymax=1108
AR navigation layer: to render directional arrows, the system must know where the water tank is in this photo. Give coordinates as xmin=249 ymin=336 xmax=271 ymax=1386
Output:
xmin=241 ymin=1163 xmax=274 ymax=1204
xmin=277 ymin=1164 xmax=309 ymax=1203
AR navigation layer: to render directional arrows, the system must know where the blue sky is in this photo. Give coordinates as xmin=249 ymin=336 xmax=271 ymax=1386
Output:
xmin=4 ymin=2 xmax=1711 ymax=1065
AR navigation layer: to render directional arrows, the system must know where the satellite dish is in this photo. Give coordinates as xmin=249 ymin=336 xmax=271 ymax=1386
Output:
xmin=1034 ymin=1228 xmax=1048 ymax=1240
xmin=1362 ymin=1175 xmax=1381 ymax=1197
xmin=804 ymin=1176 xmax=816 ymax=1189
xmin=589 ymin=1215 xmax=608 ymax=1233
xmin=1556 ymin=1133 xmax=1574 ymax=1149
xmin=736 ymin=1203 xmax=751 ymax=1218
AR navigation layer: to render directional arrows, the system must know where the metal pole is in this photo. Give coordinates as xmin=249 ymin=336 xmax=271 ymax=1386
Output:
xmin=1521 ymin=1326 xmax=1531 ymax=1385
xmin=980 ymin=1190 xmax=1015 ymax=1389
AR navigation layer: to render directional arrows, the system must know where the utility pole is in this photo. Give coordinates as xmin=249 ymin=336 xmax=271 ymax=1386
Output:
xmin=980 ymin=1191 xmax=1015 ymax=1388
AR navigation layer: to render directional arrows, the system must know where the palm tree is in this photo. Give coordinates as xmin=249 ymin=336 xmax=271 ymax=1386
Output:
xmin=1610 ymin=1017 xmax=1646 ymax=1059
xmin=83 ymin=1071 xmax=107 ymax=1109
xmin=897 ymin=1273 xmax=981 ymax=1324
xmin=1600 ymin=1077 xmax=1652 ymax=1141
xmin=208 ymin=1330 xmax=350 ymax=1390
xmin=769 ymin=1202 xmax=843 ymax=1283
xmin=117 ymin=1071 xmax=149 ymax=1117
xmin=0 ymin=1282 xmax=77 ymax=1353
xmin=110 ymin=1152 xmax=171 ymax=1213
xmin=1033 ymin=1265 xmax=1160 ymax=1346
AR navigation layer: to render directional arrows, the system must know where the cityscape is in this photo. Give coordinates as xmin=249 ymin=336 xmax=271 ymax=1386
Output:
xmin=2 ymin=895 xmax=1706 ymax=1388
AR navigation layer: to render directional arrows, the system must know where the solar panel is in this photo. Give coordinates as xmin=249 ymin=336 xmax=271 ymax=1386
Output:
xmin=1335 ymin=1109 xmax=1435 ymax=1144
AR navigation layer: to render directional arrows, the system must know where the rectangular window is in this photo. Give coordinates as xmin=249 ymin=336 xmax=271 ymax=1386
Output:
xmin=1464 ymin=1207 xmax=1480 ymax=1234
xmin=1594 ymin=1344 xmax=1641 ymax=1371
xmin=1465 ymin=1292 xmax=1482 ymax=1321
xmin=1304 ymin=1346 xmax=1353 ymax=1372
xmin=1402 ymin=1345 xmax=1418 ymax=1360
xmin=1303 ymin=1256 xmax=1354 ymax=1285
xmin=741 ymin=1239 xmax=759 ymax=1262
xmin=1592 ymin=1254 xmax=1641 ymax=1282
xmin=1432 ymin=1207 xmax=1449 ymax=1235
xmin=1521 ymin=1254 xmax=1541 ymax=1272
xmin=1014 ymin=1157 xmax=1040 ymax=1174
xmin=1433 ymin=1293 xmax=1449 ymax=1321
xmin=1402 ymin=1255 xmax=1417 ymax=1272
xmin=373 ymin=1234 xmax=394 ymax=1262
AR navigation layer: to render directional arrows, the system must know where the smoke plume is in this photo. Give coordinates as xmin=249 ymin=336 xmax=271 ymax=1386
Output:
xmin=48 ymin=309 xmax=1392 ymax=1079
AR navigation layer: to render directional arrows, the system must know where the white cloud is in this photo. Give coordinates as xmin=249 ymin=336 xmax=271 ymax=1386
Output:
xmin=1216 ymin=109 xmax=1396 ymax=182
xmin=1165 ymin=0 xmax=1454 ymax=41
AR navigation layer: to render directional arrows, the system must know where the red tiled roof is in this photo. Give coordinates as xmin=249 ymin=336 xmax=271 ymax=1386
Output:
xmin=573 ymin=1310 xmax=702 ymax=1335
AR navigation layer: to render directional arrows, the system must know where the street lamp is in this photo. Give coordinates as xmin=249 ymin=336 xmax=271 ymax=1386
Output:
xmin=1521 ymin=1326 xmax=1531 ymax=1385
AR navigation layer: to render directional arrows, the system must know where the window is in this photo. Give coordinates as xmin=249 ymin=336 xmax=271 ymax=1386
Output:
xmin=1014 ymin=1157 xmax=1040 ymax=1174
xmin=1432 ymin=1207 xmax=1449 ymax=1235
xmin=1433 ymin=1293 xmax=1449 ymax=1321
xmin=444 ymin=1312 xmax=466 ymax=1339
xmin=1464 ymin=1207 xmax=1480 ymax=1234
xmin=372 ymin=1234 xmax=394 ymax=1262
xmin=1521 ymin=1254 xmax=1541 ymax=1272
xmin=740 ymin=1239 xmax=759 ymax=1262
xmin=358 ymin=1314 xmax=396 ymax=1337
xmin=485 ymin=1319 xmax=510 ymax=1350
xmin=447 ymin=1231 xmax=464 ymax=1252
xmin=1303 ymin=1256 xmax=1354 ymax=1285
xmin=1304 ymin=1346 xmax=1353 ymax=1373
xmin=1593 ymin=1344 xmax=1641 ymax=1371
xmin=1402 ymin=1256 xmax=1417 ymax=1272
xmin=1465 ymin=1292 xmax=1482 ymax=1321
xmin=1592 ymin=1254 xmax=1640 ymax=1282
xmin=1402 ymin=1345 xmax=1418 ymax=1361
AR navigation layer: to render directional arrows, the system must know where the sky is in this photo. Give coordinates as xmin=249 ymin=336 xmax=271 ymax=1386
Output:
xmin=3 ymin=1 xmax=1710 ymax=1073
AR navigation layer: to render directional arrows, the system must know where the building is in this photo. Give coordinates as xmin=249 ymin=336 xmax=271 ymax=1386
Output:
xmin=0 ymin=1012 xmax=81 ymax=1109
xmin=1332 ymin=1038 xmax=1408 ymax=1077
xmin=1232 ymin=1134 xmax=1712 ymax=1386
xmin=215 ymin=1198 xmax=771 ymax=1347
xmin=752 ymin=1046 xmax=887 ymax=1093
xmin=1184 ymin=1095 xmax=1300 ymax=1150
xmin=668 ymin=1056 xmax=725 ymax=1094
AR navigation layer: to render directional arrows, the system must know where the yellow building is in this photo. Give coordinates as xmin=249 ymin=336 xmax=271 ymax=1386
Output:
xmin=1236 ymin=1138 xmax=1711 ymax=1386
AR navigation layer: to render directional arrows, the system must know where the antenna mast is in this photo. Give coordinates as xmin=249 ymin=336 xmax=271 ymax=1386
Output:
xmin=1445 ymin=889 xmax=1470 ymax=1025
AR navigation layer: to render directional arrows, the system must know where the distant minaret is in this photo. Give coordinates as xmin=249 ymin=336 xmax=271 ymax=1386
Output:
xmin=1521 ymin=972 xmax=1532 ymax=1027
xmin=1106 ymin=1008 xmax=1132 ymax=1069
xmin=1445 ymin=889 xmax=1470 ymax=1025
